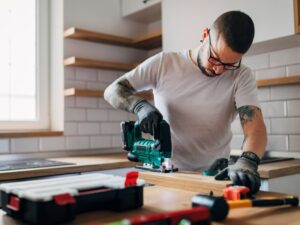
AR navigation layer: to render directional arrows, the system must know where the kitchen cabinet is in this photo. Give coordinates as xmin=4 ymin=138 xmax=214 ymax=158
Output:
xmin=121 ymin=0 xmax=161 ymax=23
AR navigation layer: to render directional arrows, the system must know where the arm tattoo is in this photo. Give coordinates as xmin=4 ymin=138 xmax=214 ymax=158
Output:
xmin=104 ymin=77 xmax=144 ymax=113
xmin=238 ymin=106 xmax=261 ymax=127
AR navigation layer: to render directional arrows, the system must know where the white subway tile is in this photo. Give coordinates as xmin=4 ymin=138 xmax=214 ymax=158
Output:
xmin=101 ymin=123 xmax=121 ymax=135
xmin=255 ymin=66 xmax=286 ymax=80
xmin=287 ymin=64 xmax=300 ymax=77
xmin=287 ymin=100 xmax=300 ymax=117
xmin=64 ymin=122 xmax=78 ymax=136
xmin=230 ymin=135 xmax=244 ymax=149
xmin=75 ymin=97 xmax=98 ymax=108
xmin=65 ymin=108 xmax=86 ymax=121
xmin=112 ymin=136 xmax=123 ymax=148
xmin=99 ymin=99 xmax=113 ymax=109
xmin=243 ymin=53 xmax=269 ymax=70
xmin=270 ymin=84 xmax=300 ymax=100
xmin=65 ymin=96 xmax=75 ymax=107
xmin=257 ymin=88 xmax=270 ymax=101
xmin=98 ymin=70 xmax=122 ymax=82
xmin=87 ymin=109 xmax=108 ymax=121
xmin=40 ymin=137 xmax=65 ymax=151
xmin=64 ymin=80 xmax=86 ymax=89
xmin=260 ymin=101 xmax=286 ymax=118
xmin=11 ymin=138 xmax=39 ymax=153
xmin=108 ymin=110 xmax=129 ymax=121
xmin=87 ymin=82 xmax=108 ymax=90
xmin=65 ymin=67 xmax=75 ymax=80
xmin=0 ymin=139 xmax=9 ymax=153
xmin=289 ymin=135 xmax=300 ymax=151
xmin=65 ymin=137 xmax=89 ymax=150
xmin=90 ymin=136 xmax=111 ymax=148
xmin=270 ymin=47 xmax=300 ymax=67
xmin=78 ymin=123 xmax=100 ymax=135
xmin=231 ymin=119 xmax=243 ymax=134
xmin=75 ymin=68 xmax=98 ymax=81
xmin=266 ymin=135 xmax=288 ymax=151
xmin=271 ymin=118 xmax=300 ymax=134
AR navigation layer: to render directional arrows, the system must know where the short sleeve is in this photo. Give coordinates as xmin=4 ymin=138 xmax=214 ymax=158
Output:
xmin=124 ymin=52 xmax=163 ymax=92
xmin=234 ymin=67 xmax=260 ymax=109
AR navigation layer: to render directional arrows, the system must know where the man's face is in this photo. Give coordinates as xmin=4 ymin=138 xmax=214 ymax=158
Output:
xmin=198 ymin=29 xmax=243 ymax=77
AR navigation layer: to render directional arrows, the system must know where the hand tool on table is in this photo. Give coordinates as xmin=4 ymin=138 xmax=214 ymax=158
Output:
xmin=223 ymin=185 xmax=251 ymax=200
xmin=192 ymin=194 xmax=299 ymax=221
xmin=121 ymin=120 xmax=177 ymax=173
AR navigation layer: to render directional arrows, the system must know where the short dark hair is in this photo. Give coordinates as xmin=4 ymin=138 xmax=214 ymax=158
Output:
xmin=213 ymin=11 xmax=255 ymax=54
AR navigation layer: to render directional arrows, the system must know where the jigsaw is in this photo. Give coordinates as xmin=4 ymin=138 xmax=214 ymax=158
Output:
xmin=121 ymin=120 xmax=178 ymax=172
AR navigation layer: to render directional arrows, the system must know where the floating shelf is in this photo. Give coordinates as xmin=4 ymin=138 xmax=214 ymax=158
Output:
xmin=64 ymin=88 xmax=153 ymax=100
xmin=64 ymin=57 xmax=137 ymax=71
xmin=64 ymin=27 xmax=162 ymax=50
xmin=256 ymin=76 xmax=300 ymax=87
xmin=0 ymin=131 xmax=63 ymax=138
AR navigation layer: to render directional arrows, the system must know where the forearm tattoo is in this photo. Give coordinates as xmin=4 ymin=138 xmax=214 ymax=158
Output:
xmin=238 ymin=106 xmax=261 ymax=127
xmin=104 ymin=77 xmax=144 ymax=113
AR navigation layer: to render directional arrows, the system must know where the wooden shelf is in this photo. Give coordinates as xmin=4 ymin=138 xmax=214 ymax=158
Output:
xmin=64 ymin=27 xmax=162 ymax=50
xmin=64 ymin=57 xmax=137 ymax=71
xmin=64 ymin=88 xmax=153 ymax=100
xmin=257 ymin=76 xmax=300 ymax=87
xmin=0 ymin=131 xmax=63 ymax=138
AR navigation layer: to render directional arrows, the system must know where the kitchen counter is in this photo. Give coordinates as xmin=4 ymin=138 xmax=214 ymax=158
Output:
xmin=0 ymin=185 xmax=299 ymax=225
xmin=0 ymin=153 xmax=300 ymax=181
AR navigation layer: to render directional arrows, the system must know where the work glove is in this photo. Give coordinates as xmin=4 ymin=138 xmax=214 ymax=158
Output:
xmin=133 ymin=100 xmax=162 ymax=138
xmin=215 ymin=153 xmax=261 ymax=194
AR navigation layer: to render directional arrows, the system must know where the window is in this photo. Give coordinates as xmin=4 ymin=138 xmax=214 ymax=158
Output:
xmin=0 ymin=0 xmax=50 ymax=130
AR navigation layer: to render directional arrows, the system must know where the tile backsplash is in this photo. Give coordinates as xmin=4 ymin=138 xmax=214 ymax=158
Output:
xmin=231 ymin=46 xmax=300 ymax=153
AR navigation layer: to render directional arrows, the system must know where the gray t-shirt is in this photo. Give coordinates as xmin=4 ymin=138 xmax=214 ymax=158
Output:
xmin=125 ymin=50 xmax=259 ymax=171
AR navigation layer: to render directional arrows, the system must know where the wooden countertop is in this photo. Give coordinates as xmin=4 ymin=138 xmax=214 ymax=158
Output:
xmin=0 ymin=186 xmax=299 ymax=225
xmin=0 ymin=153 xmax=300 ymax=181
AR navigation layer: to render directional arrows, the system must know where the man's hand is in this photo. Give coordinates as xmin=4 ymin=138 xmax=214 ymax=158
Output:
xmin=215 ymin=154 xmax=261 ymax=194
xmin=134 ymin=100 xmax=162 ymax=137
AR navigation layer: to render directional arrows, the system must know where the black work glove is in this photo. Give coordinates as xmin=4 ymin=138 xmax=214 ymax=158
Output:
xmin=133 ymin=100 xmax=162 ymax=138
xmin=215 ymin=154 xmax=261 ymax=194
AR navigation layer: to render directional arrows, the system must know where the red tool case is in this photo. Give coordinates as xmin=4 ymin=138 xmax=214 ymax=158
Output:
xmin=0 ymin=172 xmax=144 ymax=225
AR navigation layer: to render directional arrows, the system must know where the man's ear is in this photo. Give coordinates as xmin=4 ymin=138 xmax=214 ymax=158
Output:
xmin=201 ymin=28 xmax=209 ymax=42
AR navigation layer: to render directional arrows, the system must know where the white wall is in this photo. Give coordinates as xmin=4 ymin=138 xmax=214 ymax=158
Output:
xmin=162 ymin=0 xmax=295 ymax=52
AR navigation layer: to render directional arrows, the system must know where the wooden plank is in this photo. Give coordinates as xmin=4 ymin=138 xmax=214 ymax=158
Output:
xmin=133 ymin=31 xmax=162 ymax=50
xmin=257 ymin=76 xmax=300 ymax=87
xmin=139 ymin=171 xmax=231 ymax=195
xmin=0 ymin=131 xmax=63 ymax=138
xmin=258 ymin=159 xmax=300 ymax=179
xmin=64 ymin=27 xmax=162 ymax=50
xmin=64 ymin=88 xmax=153 ymax=100
xmin=64 ymin=88 xmax=104 ymax=97
xmin=64 ymin=27 xmax=133 ymax=47
xmin=64 ymin=57 xmax=137 ymax=71
xmin=294 ymin=0 xmax=300 ymax=33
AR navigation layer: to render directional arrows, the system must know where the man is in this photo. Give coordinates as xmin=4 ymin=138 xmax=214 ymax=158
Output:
xmin=104 ymin=11 xmax=267 ymax=194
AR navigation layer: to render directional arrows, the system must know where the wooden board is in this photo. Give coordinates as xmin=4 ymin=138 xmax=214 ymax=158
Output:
xmin=0 ymin=131 xmax=63 ymax=138
xmin=64 ymin=57 xmax=137 ymax=71
xmin=139 ymin=171 xmax=231 ymax=195
xmin=64 ymin=27 xmax=162 ymax=50
xmin=256 ymin=76 xmax=300 ymax=87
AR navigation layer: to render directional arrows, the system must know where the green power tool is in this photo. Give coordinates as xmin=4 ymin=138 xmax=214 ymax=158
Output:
xmin=121 ymin=120 xmax=178 ymax=173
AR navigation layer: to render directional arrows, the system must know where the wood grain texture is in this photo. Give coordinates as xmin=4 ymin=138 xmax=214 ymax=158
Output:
xmin=0 ymin=131 xmax=63 ymax=138
xmin=64 ymin=57 xmax=137 ymax=71
xmin=64 ymin=27 xmax=162 ymax=50
xmin=294 ymin=0 xmax=300 ymax=33
xmin=256 ymin=76 xmax=300 ymax=87
xmin=139 ymin=171 xmax=231 ymax=195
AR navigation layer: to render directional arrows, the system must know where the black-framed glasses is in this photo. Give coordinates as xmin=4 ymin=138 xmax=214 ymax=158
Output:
xmin=207 ymin=30 xmax=241 ymax=70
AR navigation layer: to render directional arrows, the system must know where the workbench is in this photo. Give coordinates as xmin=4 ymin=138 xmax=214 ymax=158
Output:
xmin=0 ymin=185 xmax=299 ymax=225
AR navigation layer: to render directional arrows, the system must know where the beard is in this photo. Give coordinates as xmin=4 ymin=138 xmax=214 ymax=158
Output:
xmin=197 ymin=52 xmax=222 ymax=77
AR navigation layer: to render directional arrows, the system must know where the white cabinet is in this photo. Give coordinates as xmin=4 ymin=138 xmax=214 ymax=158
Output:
xmin=162 ymin=0 xmax=299 ymax=51
xmin=121 ymin=0 xmax=161 ymax=23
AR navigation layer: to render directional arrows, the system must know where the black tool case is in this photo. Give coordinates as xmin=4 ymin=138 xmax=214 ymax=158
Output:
xmin=0 ymin=173 xmax=144 ymax=225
